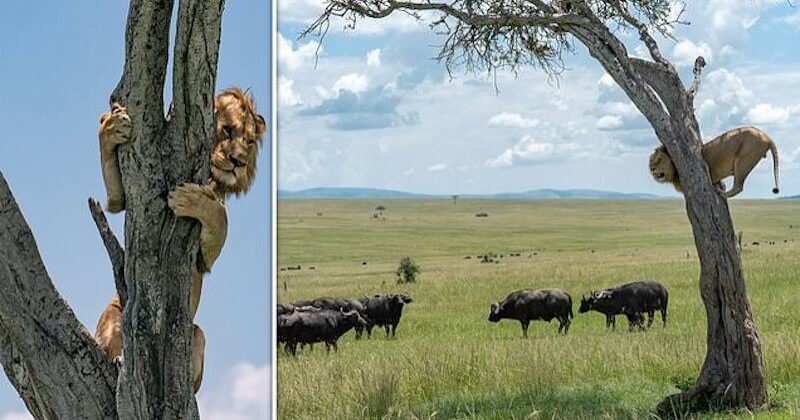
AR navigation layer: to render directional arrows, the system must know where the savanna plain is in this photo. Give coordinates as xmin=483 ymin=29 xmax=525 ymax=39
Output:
xmin=277 ymin=199 xmax=800 ymax=419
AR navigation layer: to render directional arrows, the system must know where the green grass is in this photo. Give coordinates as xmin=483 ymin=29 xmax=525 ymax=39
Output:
xmin=277 ymin=199 xmax=800 ymax=419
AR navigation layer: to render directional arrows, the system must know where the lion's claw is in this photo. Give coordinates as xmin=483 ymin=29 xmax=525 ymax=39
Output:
xmin=100 ymin=104 xmax=132 ymax=148
xmin=168 ymin=183 xmax=217 ymax=220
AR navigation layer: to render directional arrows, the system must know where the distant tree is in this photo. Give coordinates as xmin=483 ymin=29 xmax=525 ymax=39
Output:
xmin=452 ymin=195 xmax=459 ymax=205
xmin=395 ymin=257 xmax=420 ymax=283
xmin=306 ymin=0 xmax=769 ymax=415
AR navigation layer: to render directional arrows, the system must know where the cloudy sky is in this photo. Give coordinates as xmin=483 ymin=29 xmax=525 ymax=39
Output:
xmin=1 ymin=2 xmax=268 ymax=418
xmin=278 ymin=0 xmax=800 ymax=198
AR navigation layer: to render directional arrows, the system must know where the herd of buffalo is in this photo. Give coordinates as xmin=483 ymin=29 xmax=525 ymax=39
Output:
xmin=276 ymin=280 xmax=669 ymax=356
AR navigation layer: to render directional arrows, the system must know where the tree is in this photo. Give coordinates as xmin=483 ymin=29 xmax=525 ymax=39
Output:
xmin=305 ymin=0 xmax=768 ymax=415
xmin=396 ymin=257 xmax=420 ymax=283
xmin=452 ymin=195 xmax=459 ymax=205
xmin=0 ymin=0 xmax=225 ymax=418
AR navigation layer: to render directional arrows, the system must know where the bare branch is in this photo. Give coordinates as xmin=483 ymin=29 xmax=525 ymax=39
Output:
xmin=610 ymin=0 xmax=673 ymax=69
xmin=687 ymin=55 xmax=707 ymax=102
xmin=88 ymin=198 xmax=127 ymax=306
xmin=0 ymin=173 xmax=118 ymax=419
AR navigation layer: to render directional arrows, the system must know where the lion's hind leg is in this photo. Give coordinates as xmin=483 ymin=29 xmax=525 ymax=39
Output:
xmin=192 ymin=324 xmax=206 ymax=393
xmin=723 ymin=151 xmax=763 ymax=198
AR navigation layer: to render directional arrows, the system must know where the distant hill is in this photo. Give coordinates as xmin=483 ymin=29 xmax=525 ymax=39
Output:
xmin=780 ymin=195 xmax=800 ymax=200
xmin=278 ymin=187 xmax=662 ymax=200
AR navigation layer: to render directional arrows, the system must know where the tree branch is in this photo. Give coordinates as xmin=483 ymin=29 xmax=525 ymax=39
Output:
xmin=88 ymin=198 xmax=127 ymax=306
xmin=610 ymin=0 xmax=673 ymax=70
xmin=687 ymin=55 xmax=707 ymax=102
xmin=0 ymin=172 xmax=118 ymax=419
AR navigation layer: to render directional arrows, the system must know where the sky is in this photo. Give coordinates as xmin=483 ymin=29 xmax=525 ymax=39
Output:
xmin=0 ymin=2 xmax=270 ymax=419
xmin=277 ymin=0 xmax=800 ymax=199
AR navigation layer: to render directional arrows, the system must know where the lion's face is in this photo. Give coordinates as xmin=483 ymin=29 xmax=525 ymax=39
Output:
xmin=648 ymin=146 xmax=677 ymax=184
xmin=210 ymin=88 xmax=266 ymax=197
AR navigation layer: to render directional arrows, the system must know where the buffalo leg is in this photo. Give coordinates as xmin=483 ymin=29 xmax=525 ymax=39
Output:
xmin=391 ymin=323 xmax=397 ymax=337
xmin=661 ymin=308 xmax=667 ymax=328
xmin=520 ymin=320 xmax=530 ymax=338
xmin=384 ymin=325 xmax=390 ymax=337
xmin=647 ymin=310 xmax=655 ymax=329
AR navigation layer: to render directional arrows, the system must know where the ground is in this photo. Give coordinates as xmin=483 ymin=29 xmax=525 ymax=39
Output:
xmin=277 ymin=199 xmax=800 ymax=419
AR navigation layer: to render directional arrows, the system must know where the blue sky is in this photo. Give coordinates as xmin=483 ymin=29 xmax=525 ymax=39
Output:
xmin=277 ymin=0 xmax=800 ymax=198
xmin=0 ymin=2 xmax=270 ymax=418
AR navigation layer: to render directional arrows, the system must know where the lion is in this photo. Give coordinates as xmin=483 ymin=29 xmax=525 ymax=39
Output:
xmin=649 ymin=126 xmax=779 ymax=199
xmin=94 ymin=87 xmax=266 ymax=392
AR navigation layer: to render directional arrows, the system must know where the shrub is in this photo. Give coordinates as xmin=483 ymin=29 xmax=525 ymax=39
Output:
xmin=396 ymin=257 xmax=420 ymax=283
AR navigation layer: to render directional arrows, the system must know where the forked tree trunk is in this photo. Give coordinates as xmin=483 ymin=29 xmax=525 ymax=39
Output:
xmin=0 ymin=0 xmax=226 ymax=418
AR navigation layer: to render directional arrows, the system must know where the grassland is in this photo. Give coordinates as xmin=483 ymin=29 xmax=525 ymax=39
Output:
xmin=276 ymin=199 xmax=800 ymax=419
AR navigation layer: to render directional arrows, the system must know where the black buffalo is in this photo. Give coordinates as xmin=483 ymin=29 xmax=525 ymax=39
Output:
xmin=360 ymin=294 xmax=413 ymax=338
xmin=277 ymin=302 xmax=295 ymax=316
xmin=278 ymin=308 xmax=367 ymax=355
xmin=488 ymin=289 xmax=573 ymax=337
xmin=579 ymin=280 xmax=668 ymax=331
xmin=308 ymin=297 xmax=370 ymax=338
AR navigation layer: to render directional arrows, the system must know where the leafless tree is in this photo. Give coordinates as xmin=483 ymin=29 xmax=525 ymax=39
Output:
xmin=0 ymin=0 xmax=226 ymax=418
xmin=304 ymin=0 xmax=768 ymax=415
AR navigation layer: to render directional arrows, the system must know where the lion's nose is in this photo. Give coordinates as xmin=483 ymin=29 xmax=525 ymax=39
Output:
xmin=229 ymin=153 xmax=247 ymax=168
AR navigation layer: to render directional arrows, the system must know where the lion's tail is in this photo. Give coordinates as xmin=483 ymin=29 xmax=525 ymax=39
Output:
xmin=769 ymin=140 xmax=780 ymax=195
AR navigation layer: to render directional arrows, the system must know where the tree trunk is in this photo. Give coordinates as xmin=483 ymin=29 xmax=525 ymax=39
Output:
xmin=568 ymin=14 xmax=767 ymax=414
xmin=0 ymin=0 xmax=226 ymax=418
xmin=111 ymin=0 xmax=225 ymax=418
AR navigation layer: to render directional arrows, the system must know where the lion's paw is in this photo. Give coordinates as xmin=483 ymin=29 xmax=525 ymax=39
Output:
xmin=99 ymin=104 xmax=132 ymax=148
xmin=168 ymin=183 xmax=217 ymax=220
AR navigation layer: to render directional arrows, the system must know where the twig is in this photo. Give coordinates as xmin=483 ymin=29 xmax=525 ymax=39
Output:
xmin=88 ymin=198 xmax=127 ymax=306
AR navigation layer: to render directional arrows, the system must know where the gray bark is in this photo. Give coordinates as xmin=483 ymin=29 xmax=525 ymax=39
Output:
xmin=111 ymin=0 xmax=225 ymax=418
xmin=0 ymin=173 xmax=118 ymax=419
xmin=0 ymin=0 xmax=226 ymax=418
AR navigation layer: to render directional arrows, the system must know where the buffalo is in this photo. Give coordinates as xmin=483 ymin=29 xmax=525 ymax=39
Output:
xmin=278 ymin=308 xmax=367 ymax=356
xmin=579 ymin=280 xmax=668 ymax=331
xmin=488 ymin=289 xmax=573 ymax=337
xmin=308 ymin=297 xmax=370 ymax=338
xmin=361 ymin=294 xmax=413 ymax=338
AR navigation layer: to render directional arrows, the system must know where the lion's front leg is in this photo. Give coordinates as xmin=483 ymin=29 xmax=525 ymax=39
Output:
xmin=98 ymin=104 xmax=132 ymax=213
xmin=168 ymin=183 xmax=228 ymax=273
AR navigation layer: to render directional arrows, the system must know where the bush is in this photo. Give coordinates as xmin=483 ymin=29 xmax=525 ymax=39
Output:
xmin=395 ymin=257 xmax=420 ymax=283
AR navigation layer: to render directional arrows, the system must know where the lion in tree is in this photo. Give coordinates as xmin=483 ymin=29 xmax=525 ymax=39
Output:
xmin=649 ymin=126 xmax=779 ymax=199
xmin=94 ymin=87 xmax=266 ymax=392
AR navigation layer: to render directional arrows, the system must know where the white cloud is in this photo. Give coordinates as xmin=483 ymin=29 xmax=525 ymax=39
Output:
xmin=596 ymin=115 xmax=624 ymax=130
xmin=597 ymin=73 xmax=615 ymax=88
xmin=427 ymin=163 xmax=447 ymax=172
xmin=485 ymin=136 xmax=581 ymax=168
xmin=778 ymin=10 xmax=800 ymax=29
xmin=367 ymin=49 xmax=381 ymax=68
xmin=487 ymin=112 xmax=540 ymax=128
xmin=278 ymin=33 xmax=319 ymax=71
xmin=332 ymin=73 xmax=369 ymax=94
xmin=403 ymin=168 xmax=416 ymax=176
xmin=672 ymin=39 xmax=713 ymax=67
xmin=279 ymin=76 xmax=302 ymax=107
xmin=744 ymin=103 xmax=791 ymax=124
xmin=198 ymin=363 xmax=269 ymax=420
xmin=0 ymin=413 xmax=32 ymax=420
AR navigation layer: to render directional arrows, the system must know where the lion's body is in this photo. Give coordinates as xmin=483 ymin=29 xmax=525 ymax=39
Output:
xmin=94 ymin=87 xmax=265 ymax=393
xmin=649 ymin=126 xmax=779 ymax=198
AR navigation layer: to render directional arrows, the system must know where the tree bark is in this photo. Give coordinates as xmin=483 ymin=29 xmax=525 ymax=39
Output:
xmin=0 ymin=173 xmax=118 ymax=419
xmin=110 ymin=0 xmax=225 ymax=418
xmin=0 ymin=0 xmax=226 ymax=418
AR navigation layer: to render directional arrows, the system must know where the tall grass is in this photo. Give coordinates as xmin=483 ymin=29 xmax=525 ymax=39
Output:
xmin=277 ymin=200 xmax=800 ymax=419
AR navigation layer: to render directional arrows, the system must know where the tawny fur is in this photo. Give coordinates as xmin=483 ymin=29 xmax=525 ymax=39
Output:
xmin=94 ymin=87 xmax=265 ymax=393
xmin=649 ymin=126 xmax=779 ymax=198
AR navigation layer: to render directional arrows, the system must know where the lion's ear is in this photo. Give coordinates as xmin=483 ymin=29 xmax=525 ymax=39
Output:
xmin=255 ymin=114 xmax=267 ymax=139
